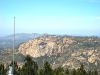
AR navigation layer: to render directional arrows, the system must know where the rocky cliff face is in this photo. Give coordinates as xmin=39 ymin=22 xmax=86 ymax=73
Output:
xmin=18 ymin=35 xmax=74 ymax=57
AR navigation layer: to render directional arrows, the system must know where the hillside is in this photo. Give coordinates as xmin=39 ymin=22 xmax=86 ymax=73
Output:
xmin=0 ymin=35 xmax=100 ymax=71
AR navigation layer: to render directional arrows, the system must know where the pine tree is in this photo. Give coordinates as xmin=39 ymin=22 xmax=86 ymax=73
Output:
xmin=91 ymin=70 xmax=98 ymax=75
xmin=57 ymin=66 xmax=64 ymax=72
xmin=43 ymin=61 xmax=53 ymax=75
xmin=87 ymin=70 xmax=92 ymax=75
xmin=53 ymin=68 xmax=60 ymax=75
xmin=9 ymin=61 xmax=19 ymax=75
xmin=76 ymin=64 xmax=86 ymax=75
xmin=65 ymin=68 xmax=70 ymax=74
xmin=76 ymin=68 xmax=81 ymax=75
xmin=21 ymin=55 xmax=38 ymax=75
xmin=71 ymin=69 xmax=76 ymax=75
xmin=94 ymin=70 xmax=98 ymax=75
xmin=39 ymin=69 xmax=44 ymax=75
xmin=0 ymin=64 xmax=6 ymax=75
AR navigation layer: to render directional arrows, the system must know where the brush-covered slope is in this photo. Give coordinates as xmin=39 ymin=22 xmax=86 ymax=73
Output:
xmin=18 ymin=35 xmax=100 ymax=71
xmin=0 ymin=35 xmax=100 ymax=71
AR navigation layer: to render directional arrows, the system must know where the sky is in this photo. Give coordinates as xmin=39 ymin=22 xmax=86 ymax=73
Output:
xmin=0 ymin=0 xmax=100 ymax=37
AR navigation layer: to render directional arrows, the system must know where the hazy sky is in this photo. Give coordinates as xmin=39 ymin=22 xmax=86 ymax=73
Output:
xmin=0 ymin=0 xmax=100 ymax=37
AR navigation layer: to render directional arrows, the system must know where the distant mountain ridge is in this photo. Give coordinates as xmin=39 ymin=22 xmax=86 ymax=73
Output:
xmin=0 ymin=33 xmax=100 ymax=48
xmin=0 ymin=33 xmax=41 ymax=48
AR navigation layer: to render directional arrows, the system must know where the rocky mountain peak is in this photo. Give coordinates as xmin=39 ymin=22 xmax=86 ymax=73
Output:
xmin=18 ymin=35 xmax=74 ymax=57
